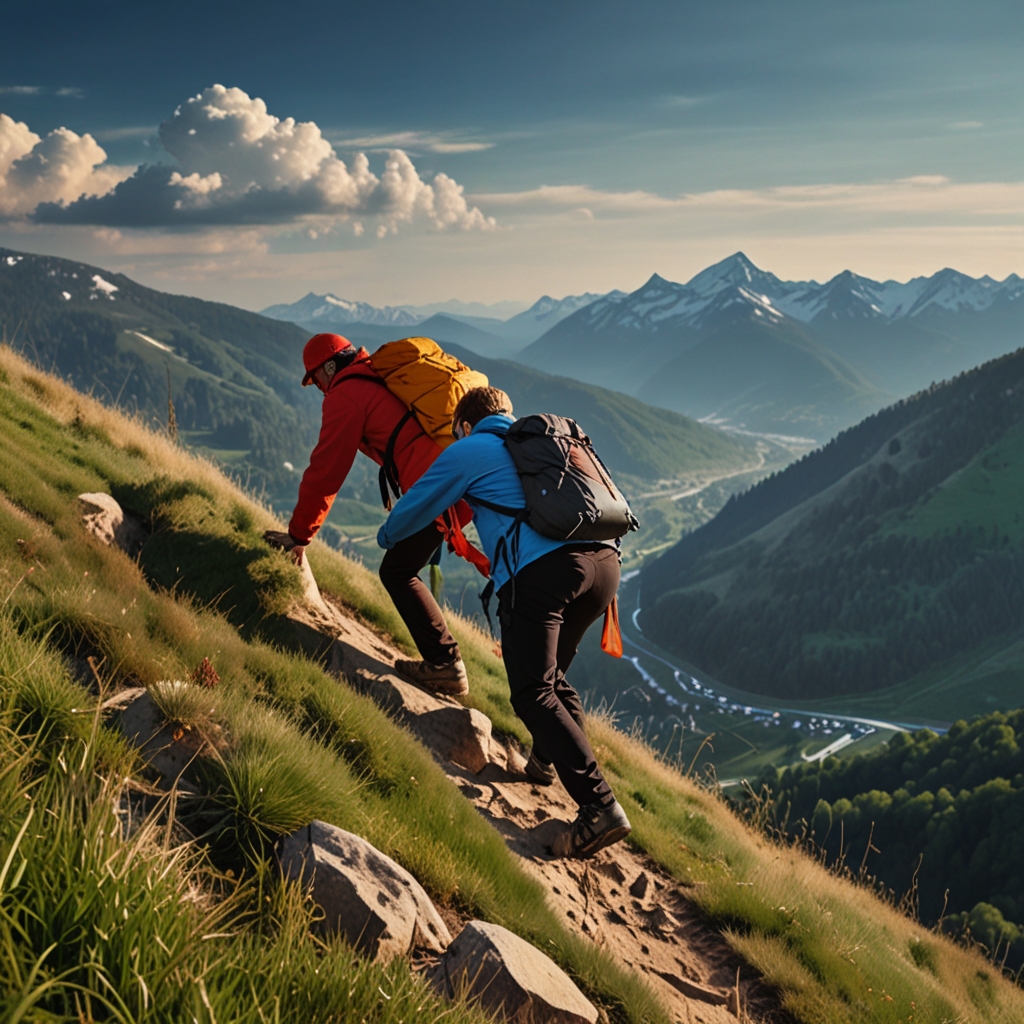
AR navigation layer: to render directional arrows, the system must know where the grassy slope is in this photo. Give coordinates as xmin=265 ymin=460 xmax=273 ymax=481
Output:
xmin=640 ymin=346 xmax=1024 ymax=713
xmin=2 ymin=344 xmax=1024 ymax=1022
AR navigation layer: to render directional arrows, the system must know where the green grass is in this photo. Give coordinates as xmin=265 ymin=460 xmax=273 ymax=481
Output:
xmin=892 ymin=419 xmax=1024 ymax=548
xmin=3 ymin=343 xmax=1024 ymax=1024
xmin=0 ymin=618 xmax=499 ymax=1024
xmin=0 ymin=345 xmax=666 ymax=1023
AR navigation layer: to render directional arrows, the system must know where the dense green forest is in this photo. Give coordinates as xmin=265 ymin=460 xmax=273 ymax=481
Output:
xmin=0 ymin=248 xmax=316 ymax=498
xmin=642 ymin=345 xmax=1024 ymax=701
xmin=759 ymin=710 xmax=1024 ymax=961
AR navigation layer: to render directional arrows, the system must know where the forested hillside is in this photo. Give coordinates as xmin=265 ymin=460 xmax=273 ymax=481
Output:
xmin=0 ymin=247 xmax=314 ymax=496
xmin=761 ymin=710 xmax=1024 ymax=964
xmin=641 ymin=346 xmax=1024 ymax=715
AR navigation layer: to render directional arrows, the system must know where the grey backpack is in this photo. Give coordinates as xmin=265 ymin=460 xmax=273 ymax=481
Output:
xmin=473 ymin=414 xmax=638 ymax=627
xmin=501 ymin=414 xmax=638 ymax=540
xmin=475 ymin=413 xmax=637 ymax=556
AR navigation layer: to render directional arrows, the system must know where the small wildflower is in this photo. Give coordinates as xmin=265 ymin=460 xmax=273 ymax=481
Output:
xmin=190 ymin=657 xmax=220 ymax=689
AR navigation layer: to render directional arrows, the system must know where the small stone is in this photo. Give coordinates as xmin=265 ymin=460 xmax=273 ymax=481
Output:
xmin=654 ymin=972 xmax=733 ymax=1008
xmin=346 ymin=668 xmax=494 ymax=773
xmin=441 ymin=920 xmax=598 ymax=1023
xmin=78 ymin=493 xmax=147 ymax=557
xmin=644 ymin=904 xmax=680 ymax=935
xmin=628 ymin=872 xmax=650 ymax=899
xmin=276 ymin=820 xmax=451 ymax=962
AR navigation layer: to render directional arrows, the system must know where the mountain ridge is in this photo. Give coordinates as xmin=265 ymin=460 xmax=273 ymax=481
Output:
xmin=639 ymin=342 xmax=1024 ymax=715
xmin=517 ymin=253 xmax=1024 ymax=438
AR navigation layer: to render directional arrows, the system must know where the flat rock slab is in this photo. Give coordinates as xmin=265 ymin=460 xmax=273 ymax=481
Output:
xmin=102 ymin=685 xmax=204 ymax=789
xmin=442 ymin=920 xmax=598 ymax=1024
xmin=345 ymin=665 xmax=499 ymax=774
xmin=78 ymin=492 xmax=147 ymax=557
xmin=277 ymin=819 xmax=451 ymax=962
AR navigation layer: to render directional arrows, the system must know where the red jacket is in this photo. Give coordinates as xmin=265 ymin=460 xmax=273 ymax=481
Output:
xmin=288 ymin=349 xmax=447 ymax=544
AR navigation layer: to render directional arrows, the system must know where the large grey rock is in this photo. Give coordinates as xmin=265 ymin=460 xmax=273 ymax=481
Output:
xmin=442 ymin=920 xmax=598 ymax=1023
xmin=102 ymin=684 xmax=205 ymax=789
xmin=277 ymin=820 xmax=451 ymax=961
xmin=78 ymin=492 xmax=147 ymax=556
xmin=285 ymin=564 xmax=506 ymax=773
xmin=342 ymin=664 xmax=499 ymax=774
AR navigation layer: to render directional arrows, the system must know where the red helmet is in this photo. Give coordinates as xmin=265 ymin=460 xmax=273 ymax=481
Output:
xmin=302 ymin=333 xmax=354 ymax=386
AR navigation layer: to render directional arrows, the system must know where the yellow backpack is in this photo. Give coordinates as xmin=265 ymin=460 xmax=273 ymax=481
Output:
xmin=370 ymin=337 xmax=488 ymax=449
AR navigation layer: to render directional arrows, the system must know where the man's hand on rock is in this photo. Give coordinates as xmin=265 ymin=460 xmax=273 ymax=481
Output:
xmin=263 ymin=530 xmax=307 ymax=566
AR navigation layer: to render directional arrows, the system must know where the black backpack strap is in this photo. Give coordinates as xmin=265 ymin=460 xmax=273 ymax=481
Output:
xmin=479 ymin=578 xmax=496 ymax=636
xmin=469 ymin=496 xmax=530 ymax=617
xmin=378 ymin=408 xmax=417 ymax=509
xmin=328 ymin=373 xmax=426 ymax=510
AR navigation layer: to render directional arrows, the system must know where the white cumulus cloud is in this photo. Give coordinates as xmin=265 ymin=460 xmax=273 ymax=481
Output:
xmin=0 ymin=113 xmax=131 ymax=217
xmin=25 ymin=84 xmax=494 ymax=233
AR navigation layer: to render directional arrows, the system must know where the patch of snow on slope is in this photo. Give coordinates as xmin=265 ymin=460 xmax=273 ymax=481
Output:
xmin=131 ymin=330 xmax=173 ymax=353
xmin=91 ymin=274 xmax=118 ymax=297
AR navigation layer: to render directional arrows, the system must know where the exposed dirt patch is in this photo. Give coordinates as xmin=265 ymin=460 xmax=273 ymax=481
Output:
xmin=445 ymin=756 xmax=792 ymax=1024
xmin=293 ymin=583 xmax=794 ymax=1023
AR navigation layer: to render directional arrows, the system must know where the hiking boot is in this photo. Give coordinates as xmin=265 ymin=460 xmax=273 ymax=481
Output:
xmin=393 ymin=657 xmax=469 ymax=696
xmin=525 ymin=751 xmax=557 ymax=786
xmin=552 ymin=799 xmax=632 ymax=859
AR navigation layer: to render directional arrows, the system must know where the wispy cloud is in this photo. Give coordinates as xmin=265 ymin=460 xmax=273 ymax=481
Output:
xmin=950 ymin=120 xmax=983 ymax=130
xmin=470 ymin=184 xmax=678 ymax=212
xmin=0 ymin=85 xmax=83 ymax=98
xmin=332 ymin=130 xmax=494 ymax=154
xmin=93 ymin=126 xmax=158 ymax=142
xmin=472 ymin=176 xmax=1024 ymax=220
xmin=663 ymin=94 xmax=706 ymax=108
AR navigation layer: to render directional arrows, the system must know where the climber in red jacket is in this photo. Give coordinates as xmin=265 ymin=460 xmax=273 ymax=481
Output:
xmin=264 ymin=332 xmax=469 ymax=695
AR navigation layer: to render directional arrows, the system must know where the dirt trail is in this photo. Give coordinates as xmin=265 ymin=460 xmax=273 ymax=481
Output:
xmin=292 ymin=569 xmax=790 ymax=1024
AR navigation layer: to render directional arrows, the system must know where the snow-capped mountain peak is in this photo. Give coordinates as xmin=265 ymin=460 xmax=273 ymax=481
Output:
xmin=261 ymin=292 xmax=423 ymax=328
xmin=684 ymin=252 xmax=797 ymax=303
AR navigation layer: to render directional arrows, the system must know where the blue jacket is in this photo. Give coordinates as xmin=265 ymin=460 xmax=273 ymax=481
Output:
xmin=377 ymin=414 xmax=571 ymax=593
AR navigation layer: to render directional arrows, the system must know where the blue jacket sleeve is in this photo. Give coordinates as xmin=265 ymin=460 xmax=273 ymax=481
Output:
xmin=377 ymin=442 xmax=475 ymax=549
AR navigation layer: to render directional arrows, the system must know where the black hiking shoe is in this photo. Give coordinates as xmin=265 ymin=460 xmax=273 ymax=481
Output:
xmin=393 ymin=657 xmax=469 ymax=696
xmin=553 ymin=799 xmax=632 ymax=859
xmin=525 ymin=751 xmax=557 ymax=786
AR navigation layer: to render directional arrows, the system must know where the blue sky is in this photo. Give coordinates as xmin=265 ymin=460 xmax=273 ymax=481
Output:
xmin=1 ymin=0 xmax=1022 ymax=308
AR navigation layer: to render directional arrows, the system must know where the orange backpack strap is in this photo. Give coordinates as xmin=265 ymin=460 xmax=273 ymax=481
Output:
xmin=437 ymin=508 xmax=491 ymax=578
xmin=601 ymin=595 xmax=623 ymax=658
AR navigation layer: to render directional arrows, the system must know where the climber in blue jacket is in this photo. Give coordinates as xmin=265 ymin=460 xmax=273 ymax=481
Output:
xmin=378 ymin=386 xmax=631 ymax=859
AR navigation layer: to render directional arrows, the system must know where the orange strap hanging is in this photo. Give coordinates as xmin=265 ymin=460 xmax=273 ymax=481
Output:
xmin=436 ymin=507 xmax=491 ymax=578
xmin=601 ymin=595 xmax=623 ymax=658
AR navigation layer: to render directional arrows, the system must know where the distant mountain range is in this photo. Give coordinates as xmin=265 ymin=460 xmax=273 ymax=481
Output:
xmin=261 ymin=289 xmax=627 ymax=356
xmin=518 ymin=254 xmax=1024 ymax=440
xmin=639 ymin=342 xmax=1024 ymax=720
xmin=0 ymin=248 xmax=746 ymax=506
xmin=265 ymin=254 xmax=1024 ymax=442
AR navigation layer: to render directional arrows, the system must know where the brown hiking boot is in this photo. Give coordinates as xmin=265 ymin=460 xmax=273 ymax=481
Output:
xmin=552 ymin=799 xmax=632 ymax=859
xmin=525 ymin=751 xmax=557 ymax=786
xmin=393 ymin=657 xmax=469 ymax=696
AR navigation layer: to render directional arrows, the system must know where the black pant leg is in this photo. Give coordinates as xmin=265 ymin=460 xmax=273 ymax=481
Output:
xmin=501 ymin=547 xmax=614 ymax=809
xmin=379 ymin=522 xmax=460 ymax=665
xmin=551 ymin=546 xmax=621 ymax=731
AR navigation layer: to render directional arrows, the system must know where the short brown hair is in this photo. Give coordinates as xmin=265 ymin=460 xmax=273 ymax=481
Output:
xmin=453 ymin=387 xmax=513 ymax=429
